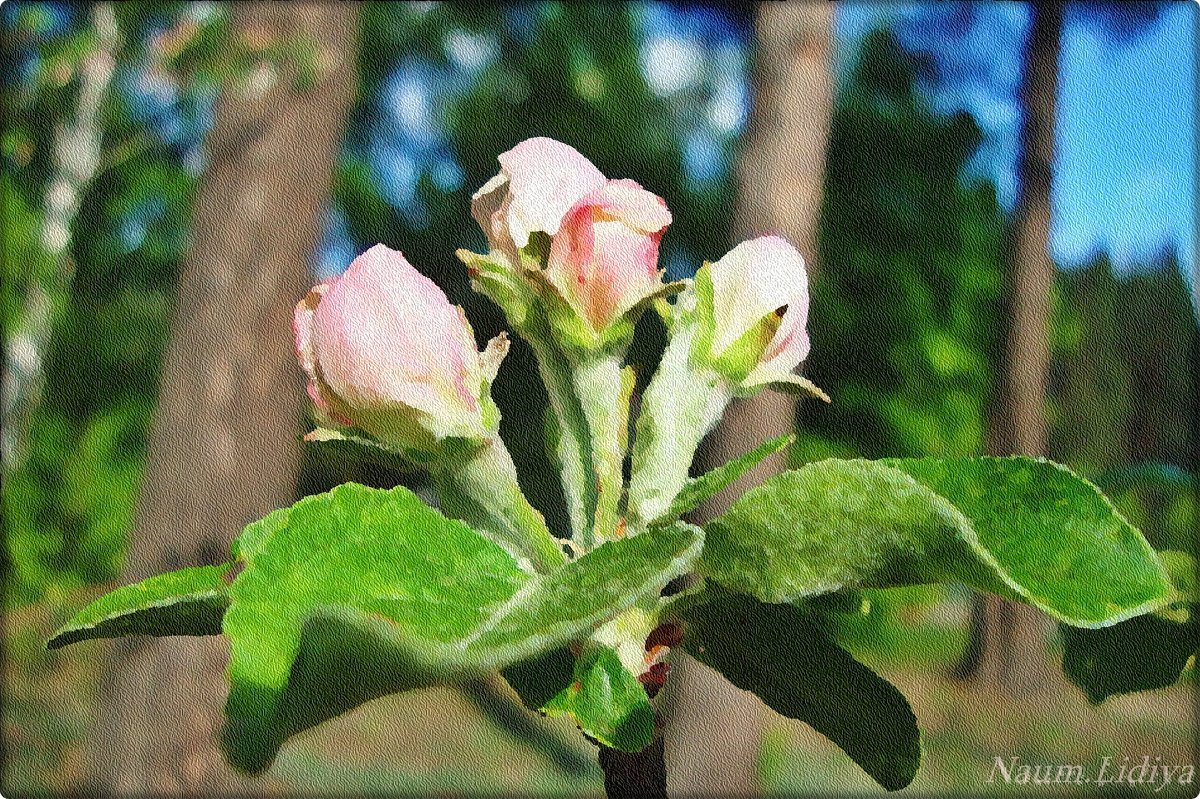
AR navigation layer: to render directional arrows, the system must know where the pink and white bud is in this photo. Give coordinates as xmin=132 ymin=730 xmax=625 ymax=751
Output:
xmin=294 ymin=244 xmax=496 ymax=451
xmin=471 ymin=137 xmax=606 ymax=262
xmin=701 ymin=235 xmax=811 ymax=386
xmin=544 ymin=179 xmax=672 ymax=334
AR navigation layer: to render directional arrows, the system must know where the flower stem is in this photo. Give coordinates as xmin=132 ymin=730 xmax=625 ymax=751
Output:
xmin=527 ymin=333 xmax=597 ymax=547
xmin=432 ymin=438 xmax=566 ymax=573
xmin=628 ymin=322 xmax=732 ymax=528
xmin=571 ymin=354 xmax=632 ymax=544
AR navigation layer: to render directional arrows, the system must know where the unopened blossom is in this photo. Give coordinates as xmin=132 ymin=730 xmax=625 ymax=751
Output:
xmin=294 ymin=244 xmax=504 ymax=452
xmin=544 ymin=178 xmax=672 ymax=334
xmin=698 ymin=235 xmax=811 ymax=387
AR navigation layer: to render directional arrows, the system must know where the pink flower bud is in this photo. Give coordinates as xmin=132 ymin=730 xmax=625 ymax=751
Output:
xmin=702 ymin=235 xmax=811 ymax=386
xmin=294 ymin=244 xmax=495 ymax=450
xmin=544 ymin=179 xmax=672 ymax=333
xmin=471 ymin=137 xmax=606 ymax=261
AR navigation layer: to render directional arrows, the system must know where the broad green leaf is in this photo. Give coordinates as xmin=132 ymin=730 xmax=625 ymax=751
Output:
xmin=658 ymin=434 xmax=794 ymax=523
xmin=701 ymin=457 xmax=1171 ymax=627
xmin=220 ymin=482 xmax=702 ymax=774
xmin=459 ymin=524 xmax=702 ymax=657
xmin=1061 ymin=608 xmax=1197 ymax=703
xmin=229 ymin=505 xmax=289 ymax=564
xmin=679 ymin=592 xmax=920 ymax=791
xmin=48 ymin=565 xmax=232 ymax=650
xmin=543 ymin=646 xmax=655 ymax=752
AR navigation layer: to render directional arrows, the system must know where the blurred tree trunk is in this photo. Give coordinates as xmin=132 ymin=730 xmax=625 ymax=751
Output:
xmin=84 ymin=4 xmax=357 ymax=793
xmin=1 ymin=3 xmax=118 ymax=472
xmin=958 ymin=0 xmax=1063 ymax=694
xmin=663 ymin=4 xmax=833 ymax=795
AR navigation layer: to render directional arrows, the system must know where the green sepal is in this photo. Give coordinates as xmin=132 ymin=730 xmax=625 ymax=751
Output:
xmin=689 ymin=263 xmax=777 ymax=385
xmin=755 ymin=373 xmax=831 ymax=402
xmin=655 ymin=434 xmax=795 ymax=524
xmin=542 ymin=645 xmax=656 ymax=752
xmin=678 ymin=591 xmax=921 ymax=791
xmin=302 ymin=427 xmax=414 ymax=473
xmin=457 ymin=248 xmax=535 ymax=328
xmin=48 ymin=564 xmax=233 ymax=650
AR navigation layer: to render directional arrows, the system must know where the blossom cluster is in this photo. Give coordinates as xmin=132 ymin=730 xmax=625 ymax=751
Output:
xmin=293 ymin=136 xmax=817 ymax=547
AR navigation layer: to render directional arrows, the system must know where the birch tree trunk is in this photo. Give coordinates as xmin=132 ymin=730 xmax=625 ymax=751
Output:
xmin=1 ymin=3 xmax=119 ymax=472
xmin=83 ymin=4 xmax=357 ymax=792
xmin=664 ymin=4 xmax=834 ymax=794
xmin=965 ymin=0 xmax=1063 ymax=694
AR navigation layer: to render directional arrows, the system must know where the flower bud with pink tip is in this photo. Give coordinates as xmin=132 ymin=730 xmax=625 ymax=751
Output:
xmin=628 ymin=236 xmax=825 ymax=527
xmin=540 ymin=178 xmax=673 ymax=346
xmin=693 ymin=235 xmax=823 ymax=395
xmin=293 ymin=244 xmax=506 ymax=456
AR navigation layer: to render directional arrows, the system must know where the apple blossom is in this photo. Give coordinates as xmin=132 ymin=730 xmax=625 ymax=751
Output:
xmin=696 ymin=235 xmax=812 ymax=389
xmin=544 ymin=178 xmax=672 ymax=337
xmin=471 ymin=136 xmax=606 ymax=265
xmin=463 ymin=137 xmax=677 ymax=545
xmin=293 ymin=244 xmax=502 ymax=455
xmin=628 ymin=235 xmax=825 ymax=527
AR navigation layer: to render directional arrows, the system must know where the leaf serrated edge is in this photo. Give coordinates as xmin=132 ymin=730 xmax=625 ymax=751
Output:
xmin=870 ymin=457 xmax=1171 ymax=628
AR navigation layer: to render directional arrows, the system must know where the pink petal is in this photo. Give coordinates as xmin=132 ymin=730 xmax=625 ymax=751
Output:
xmin=498 ymin=137 xmax=606 ymax=247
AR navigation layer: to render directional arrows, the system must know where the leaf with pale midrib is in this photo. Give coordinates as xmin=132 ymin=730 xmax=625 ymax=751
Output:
xmin=48 ymin=564 xmax=232 ymax=650
xmin=658 ymin=434 xmax=794 ymax=523
xmin=219 ymin=481 xmax=703 ymax=774
xmin=700 ymin=457 xmax=1171 ymax=627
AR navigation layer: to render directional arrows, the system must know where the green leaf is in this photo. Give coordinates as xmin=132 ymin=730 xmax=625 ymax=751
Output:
xmin=543 ymin=646 xmax=655 ymax=752
xmin=229 ymin=505 xmax=289 ymax=564
xmin=458 ymin=523 xmax=703 ymax=656
xmin=659 ymin=434 xmax=794 ymax=523
xmin=220 ymin=482 xmax=702 ymax=774
xmin=48 ymin=565 xmax=232 ymax=650
xmin=679 ymin=592 xmax=920 ymax=791
xmin=1061 ymin=607 xmax=1197 ymax=703
xmin=1061 ymin=549 xmax=1198 ymax=703
xmin=700 ymin=457 xmax=1171 ymax=627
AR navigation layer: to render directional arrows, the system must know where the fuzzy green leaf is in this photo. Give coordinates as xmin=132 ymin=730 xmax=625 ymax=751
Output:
xmin=680 ymin=592 xmax=920 ymax=791
xmin=220 ymin=482 xmax=702 ymax=774
xmin=543 ymin=646 xmax=655 ymax=752
xmin=48 ymin=565 xmax=232 ymax=650
xmin=700 ymin=457 xmax=1171 ymax=627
